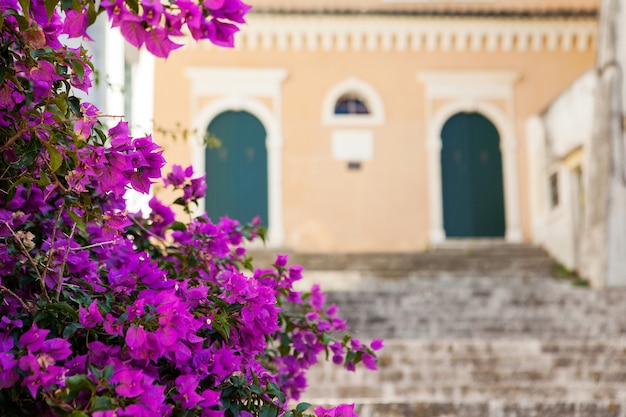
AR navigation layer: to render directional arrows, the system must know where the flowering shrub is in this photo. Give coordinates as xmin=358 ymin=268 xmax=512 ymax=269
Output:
xmin=0 ymin=0 xmax=382 ymax=416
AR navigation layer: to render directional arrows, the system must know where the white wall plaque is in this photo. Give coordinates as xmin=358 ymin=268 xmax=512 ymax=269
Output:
xmin=331 ymin=129 xmax=374 ymax=161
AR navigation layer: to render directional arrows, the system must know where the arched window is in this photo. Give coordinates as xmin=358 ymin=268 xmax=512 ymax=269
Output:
xmin=334 ymin=93 xmax=370 ymax=115
xmin=322 ymin=77 xmax=384 ymax=126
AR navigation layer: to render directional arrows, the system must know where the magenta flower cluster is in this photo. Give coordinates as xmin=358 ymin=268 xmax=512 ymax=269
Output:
xmin=0 ymin=0 xmax=382 ymax=416
xmin=101 ymin=0 xmax=251 ymax=56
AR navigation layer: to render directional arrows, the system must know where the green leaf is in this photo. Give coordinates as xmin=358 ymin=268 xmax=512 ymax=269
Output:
xmin=66 ymin=374 xmax=96 ymax=395
xmin=86 ymin=2 xmax=99 ymax=25
xmin=102 ymin=364 xmax=114 ymax=381
xmin=70 ymin=60 xmax=84 ymax=80
xmin=68 ymin=96 xmax=81 ymax=116
xmin=295 ymin=403 xmax=311 ymax=413
xmin=125 ymin=0 xmax=139 ymax=13
xmin=62 ymin=322 xmax=83 ymax=339
xmin=17 ymin=0 xmax=30 ymax=18
xmin=170 ymin=221 xmax=186 ymax=231
xmin=55 ymin=93 xmax=69 ymax=115
xmin=69 ymin=412 xmax=89 ymax=417
xmin=90 ymin=396 xmax=114 ymax=412
xmin=44 ymin=302 xmax=78 ymax=318
xmin=45 ymin=143 xmax=63 ymax=172
xmin=36 ymin=170 xmax=51 ymax=187
xmin=14 ymin=14 xmax=29 ymax=31
xmin=68 ymin=209 xmax=85 ymax=231
xmin=260 ymin=403 xmax=278 ymax=417
xmin=345 ymin=350 xmax=356 ymax=365
xmin=0 ymin=62 xmax=6 ymax=85
xmin=44 ymin=0 xmax=60 ymax=20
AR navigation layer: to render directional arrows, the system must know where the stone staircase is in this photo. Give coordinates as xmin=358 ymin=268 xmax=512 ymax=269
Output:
xmin=250 ymin=243 xmax=626 ymax=416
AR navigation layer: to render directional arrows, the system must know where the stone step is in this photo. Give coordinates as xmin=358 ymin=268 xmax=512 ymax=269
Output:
xmin=263 ymin=244 xmax=626 ymax=410
xmin=301 ymin=339 xmax=626 ymax=404
xmin=317 ymin=277 xmax=626 ymax=339
xmin=346 ymin=402 xmax=626 ymax=417
xmin=248 ymin=243 xmax=559 ymax=278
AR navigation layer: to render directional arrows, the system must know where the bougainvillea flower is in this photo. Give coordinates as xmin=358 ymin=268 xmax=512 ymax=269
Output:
xmin=79 ymin=300 xmax=104 ymax=328
xmin=206 ymin=18 xmax=239 ymax=47
xmin=141 ymin=0 xmax=163 ymax=26
xmin=120 ymin=403 xmax=153 ymax=417
xmin=371 ymin=339 xmax=384 ymax=351
xmin=314 ymin=403 xmax=358 ymax=417
xmin=148 ymin=197 xmax=175 ymax=236
xmin=120 ymin=17 xmax=148 ymax=49
xmin=210 ymin=0 xmax=252 ymax=23
xmin=125 ymin=325 xmax=147 ymax=350
xmin=204 ymin=0 xmax=226 ymax=9
xmin=145 ymin=27 xmax=183 ymax=58
xmin=101 ymin=0 xmax=134 ymax=28
xmin=63 ymin=9 xmax=93 ymax=40
xmin=0 ymin=0 xmax=381 ymax=413
xmin=65 ymin=354 xmax=87 ymax=376
xmin=199 ymin=388 xmax=221 ymax=408
xmin=309 ymin=284 xmax=326 ymax=310
xmin=183 ymin=176 xmax=207 ymax=202
xmin=361 ymin=352 xmax=377 ymax=370
xmin=112 ymin=368 xmax=145 ymax=397
xmin=19 ymin=322 xmax=50 ymax=352
xmin=0 ymin=353 xmax=19 ymax=389
xmin=174 ymin=375 xmax=204 ymax=408
xmin=40 ymin=338 xmax=72 ymax=361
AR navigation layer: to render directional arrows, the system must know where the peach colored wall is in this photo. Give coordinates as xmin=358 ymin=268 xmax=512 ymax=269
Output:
xmin=153 ymin=32 xmax=594 ymax=253
xmin=250 ymin=0 xmax=599 ymax=12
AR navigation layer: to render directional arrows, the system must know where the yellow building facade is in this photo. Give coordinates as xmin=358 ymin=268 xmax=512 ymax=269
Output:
xmin=153 ymin=0 xmax=598 ymax=253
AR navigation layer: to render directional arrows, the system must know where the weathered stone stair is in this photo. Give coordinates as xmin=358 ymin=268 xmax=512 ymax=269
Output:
xmin=251 ymin=243 xmax=626 ymax=416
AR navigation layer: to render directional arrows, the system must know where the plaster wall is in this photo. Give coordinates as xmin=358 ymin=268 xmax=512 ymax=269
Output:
xmin=531 ymin=72 xmax=595 ymax=272
xmin=153 ymin=18 xmax=595 ymax=252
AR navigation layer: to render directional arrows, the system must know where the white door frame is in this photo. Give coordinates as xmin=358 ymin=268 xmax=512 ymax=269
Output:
xmin=418 ymin=71 xmax=523 ymax=244
xmin=185 ymin=67 xmax=288 ymax=247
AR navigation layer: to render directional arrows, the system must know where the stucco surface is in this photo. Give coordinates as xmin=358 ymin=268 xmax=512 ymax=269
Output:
xmin=153 ymin=15 xmax=595 ymax=252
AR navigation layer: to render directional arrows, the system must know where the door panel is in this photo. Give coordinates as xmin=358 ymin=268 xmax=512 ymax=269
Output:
xmin=441 ymin=112 xmax=505 ymax=237
xmin=205 ymin=111 xmax=269 ymax=227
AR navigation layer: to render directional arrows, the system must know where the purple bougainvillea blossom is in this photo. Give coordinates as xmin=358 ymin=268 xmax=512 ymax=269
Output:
xmin=111 ymin=367 xmax=146 ymax=397
xmin=0 ymin=0 xmax=380 ymax=414
xmin=63 ymin=9 xmax=93 ymax=40
xmin=174 ymin=374 xmax=205 ymax=408
xmin=19 ymin=323 xmax=50 ymax=353
xmin=79 ymin=300 xmax=104 ymax=328
xmin=0 ymin=353 xmax=19 ymax=389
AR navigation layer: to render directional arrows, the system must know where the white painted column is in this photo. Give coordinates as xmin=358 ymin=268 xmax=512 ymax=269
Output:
xmin=104 ymin=29 xmax=125 ymax=119
xmin=131 ymin=49 xmax=155 ymax=136
xmin=502 ymin=136 xmax=523 ymax=242
xmin=427 ymin=136 xmax=445 ymax=244
xmin=525 ymin=115 xmax=547 ymax=245
xmin=266 ymin=90 xmax=285 ymax=247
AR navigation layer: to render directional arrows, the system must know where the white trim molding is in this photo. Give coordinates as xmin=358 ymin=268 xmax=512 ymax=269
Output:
xmin=418 ymin=70 xmax=523 ymax=244
xmin=322 ymin=77 xmax=385 ymax=126
xmin=190 ymin=15 xmax=597 ymax=54
xmin=184 ymin=67 xmax=289 ymax=247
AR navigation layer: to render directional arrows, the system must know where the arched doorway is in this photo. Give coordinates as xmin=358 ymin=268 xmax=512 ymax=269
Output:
xmin=205 ymin=111 xmax=269 ymax=228
xmin=441 ymin=112 xmax=505 ymax=237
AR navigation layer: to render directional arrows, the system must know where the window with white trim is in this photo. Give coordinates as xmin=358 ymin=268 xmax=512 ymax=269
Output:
xmin=322 ymin=77 xmax=385 ymax=126
xmin=334 ymin=93 xmax=370 ymax=115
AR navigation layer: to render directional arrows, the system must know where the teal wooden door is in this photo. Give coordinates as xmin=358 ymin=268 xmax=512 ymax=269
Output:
xmin=205 ymin=111 xmax=268 ymax=227
xmin=441 ymin=112 xmax=505 ymax=237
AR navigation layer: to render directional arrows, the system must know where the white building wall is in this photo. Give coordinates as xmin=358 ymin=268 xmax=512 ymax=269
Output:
xmin=528 ymin=71 xmax=595 ymax=273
